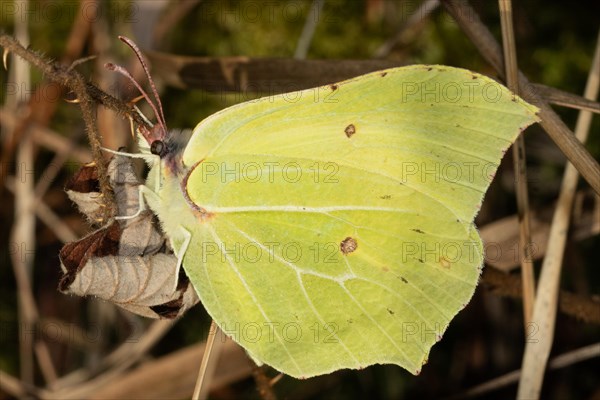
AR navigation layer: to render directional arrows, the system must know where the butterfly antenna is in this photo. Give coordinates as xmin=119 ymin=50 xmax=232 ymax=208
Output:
xmin=118 ymin=36 xmax=167 ymax=132
xmin=105 ymin=62 xmax=166 ymax=142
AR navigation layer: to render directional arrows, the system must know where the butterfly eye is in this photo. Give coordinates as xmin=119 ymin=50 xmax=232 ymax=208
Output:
xmin=150 ymin=140 xmax=165 ymax=156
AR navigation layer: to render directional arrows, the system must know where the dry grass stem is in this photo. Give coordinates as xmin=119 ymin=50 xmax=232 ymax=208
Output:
xmin=517 ymin=29 xmax=600 ymax=400
xmin=498 ymin=0 xmax=536 ymax=328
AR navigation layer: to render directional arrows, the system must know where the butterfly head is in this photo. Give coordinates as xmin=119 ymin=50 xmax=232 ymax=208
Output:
xmin=107 ymin=36 xmax=174 ymax=163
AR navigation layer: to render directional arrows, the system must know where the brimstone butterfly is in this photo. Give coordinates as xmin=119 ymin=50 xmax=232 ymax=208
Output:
xmin=98 ymin=37 xmax=539 ymax=378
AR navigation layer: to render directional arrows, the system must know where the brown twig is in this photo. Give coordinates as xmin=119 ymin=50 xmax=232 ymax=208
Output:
xmin=51 ymin=319 xmax=175 ymax=390
xmin=479 ymin=199 xmax=598 ymax=272
xmin=517 ymin=29 xmax=600 ymax=399
xmin=0 ymin=34 xmax=156 ymax=217
xmin=532 ymin=83 xmax=600 ymax=113
xmin=0 ymin=107 xmax=92 ymax=162
xmin=143 ymin=50 xmax=600 ymax=114
xmin=252 ymin=365 xmax=278 ymax=400
xmin=0 ymin=370 xmax=50 ymax=399
xmin=5 ymin=177 xmax=78 ymax=243
xmin=193 ymin=321 xmax=224 ymax=400
xmin=84 ymin=81 xmax=149 ymax=128
xmin=481 ymin=267 xmax=600 ymax=325
xmin=446 ymin=343 xmax=600 ymax=399
xmin=91 ymin=6 xmax=127 ymax=153
xmin=0 ymin=34 xmax=113 ymax=218
xmin=440 ymin=0 xmax=600 ymax=195
xmin=498 ymin=0 xmax=536 ymax=330
xmin=88 ymin=338 xmax=252 ymax=400
xmin=7 ymin=13 xmax=32 ymax=387
xmin=144 ymin=51 xmax=402 ymax=92
xmin=11 ymin=124 xmax=37 ymax=386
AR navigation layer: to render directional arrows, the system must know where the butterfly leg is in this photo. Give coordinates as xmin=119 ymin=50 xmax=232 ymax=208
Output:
xmin=171 ymin=226 xmax=192 ymax=293
xmin=101 ymin=146 xmax=156 ymax=161
xmin=114 ymin=185 xmax=147 ymax=220
xmin=100 ymin=147 xmax=163 ymax=219
xmin=101 ymin=147 xmax=161 ymax=187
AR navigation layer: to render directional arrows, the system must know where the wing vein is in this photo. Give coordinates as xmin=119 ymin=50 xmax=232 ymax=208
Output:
xmin=207 ymin=225 xmax=304 ymax=376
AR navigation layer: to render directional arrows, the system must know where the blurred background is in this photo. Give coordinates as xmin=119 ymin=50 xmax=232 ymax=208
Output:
xmin=1 ymin=0 xmax=599 ymax=399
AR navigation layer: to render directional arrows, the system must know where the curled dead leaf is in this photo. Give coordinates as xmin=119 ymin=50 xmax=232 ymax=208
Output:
xmin=60 ymin=155 xmax=199 ymax=319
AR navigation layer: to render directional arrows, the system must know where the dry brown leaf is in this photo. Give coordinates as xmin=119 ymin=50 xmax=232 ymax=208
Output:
xmin=65 ymin=161 xmax=105 ymax=226
xmin=59 ymin=155 xmax=199 ymax=318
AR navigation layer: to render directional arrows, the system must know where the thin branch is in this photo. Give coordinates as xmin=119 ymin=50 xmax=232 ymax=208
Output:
xmin=532 ymin=83 xmax=600 ymax=113
xmin=35 ymin=342 xmax=58 ymax=384
xmin=0 ymin=107 xmax=92 ymax=162
xmin=0 ymin=370 xmax=50 ymax=399
xmin=5 ymin=177 xmax=78 ymax=243
xmin=480 ymin=201 xmax=598 ymax=272
xmin=84 ymin=338 xmax=253 ymax=399
xmin=252 ymin=365 xmax=278 ymax=400
xmin=0 ymin=34 xmax=158 ymax=219
xmin=498 ymin=0 xmax=536 ymax=330
xmin=192 ymin=321 xmax=224 ymax=400
xmin=51 ymin=319 xmax=175 ymax=391
xmin=85 ymin=81 xmax=150 ymax=128
xmin=0 ymin=35 xmax=148 ymax=130
xmin=447 ymin=343 xmax=600 ymax=399
xmin=6 ymin=6 xmax=35 ymax=384
xmin=0 ymin=34 xmax=113 ymax=219
xmin=48 ymin=318 xmax=176 ymax=398
xmin=481 ymin=267 xmax=600 ymax=325
xmin=141 ymin=50 xmax=600 ymax=113
xmin=33 ymin=123 xmax=87 ymax=200
xmin=517 ymin=28 xmax=600 ymax=400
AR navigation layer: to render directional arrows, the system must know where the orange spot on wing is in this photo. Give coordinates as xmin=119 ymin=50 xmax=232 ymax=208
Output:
xmin=439 ymin=257 xmax=451 ymax=269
